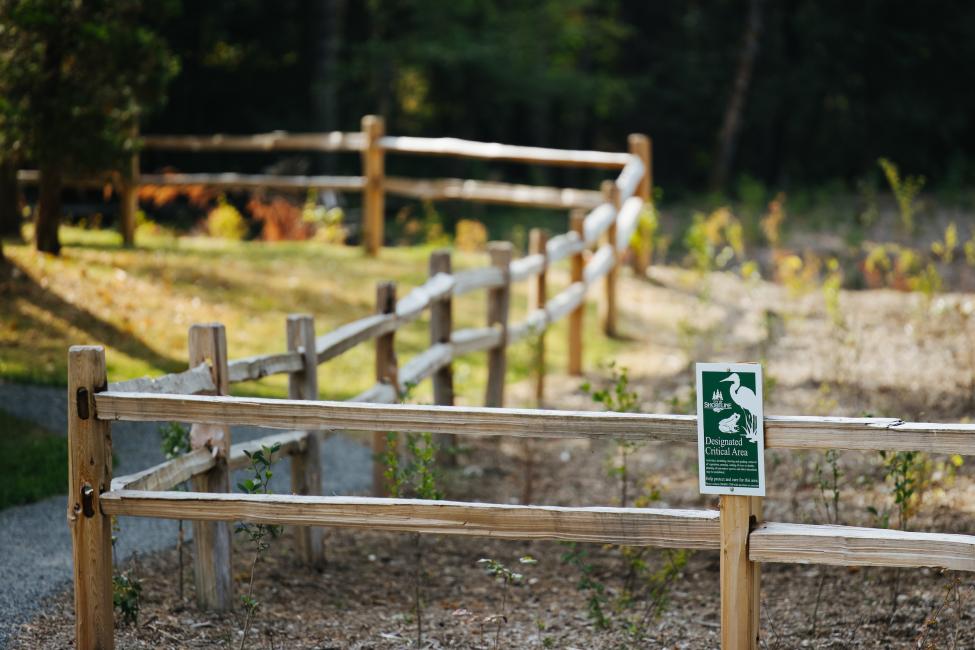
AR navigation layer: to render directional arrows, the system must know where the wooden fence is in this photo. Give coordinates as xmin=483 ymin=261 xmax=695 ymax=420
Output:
xmin=69 ymin=339 xmax=975 ymax=649
xmin=56 ymin=121 xmax=975 ymax=648
xmin=18 ymin=114 xmax=653 ymax=260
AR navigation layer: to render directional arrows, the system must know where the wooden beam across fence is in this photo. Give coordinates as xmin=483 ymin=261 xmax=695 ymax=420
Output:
xmin=98 ymin=491 xmax=721 ymax=548
xmin=92 ymin=392 xmax=975 ymax=455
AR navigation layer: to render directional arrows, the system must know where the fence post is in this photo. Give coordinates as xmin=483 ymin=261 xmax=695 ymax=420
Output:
xmin=373 ymin=281 xmax=398 ymax=496
xmin=120 ymin=126 xmax=139 ymax=248
xmin=627 ymin=133 xmax=652 ymax=275
xmin=429 ymin=249 xmax=456 ymax=462
xmin=485 ymin=241 xmax=512 ymax=407
xmin=527 ymin=228 xmax=548 ymax=406
xmin=600 ymin=180 xmax=620 ymax=338
xmin=568 ymin=209 xmax=585 ymax=376
xmin=68 ymin=346 xmax=114 ymax=650
xmin=720 ymin=494 xmax=762 ymax=650
xmin=287 ymin=314 xmax=325 ymax=568
xmin=361 ymin=115 xmax=385 ymax=257
xmin=188 ymin=323 xmax=233 ymax=611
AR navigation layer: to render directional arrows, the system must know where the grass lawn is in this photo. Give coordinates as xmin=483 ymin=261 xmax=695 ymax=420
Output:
xmin=1 ymin=227 xmax=621 ymax=404
xmin=0 ymin=408 xmax=67 ymax=509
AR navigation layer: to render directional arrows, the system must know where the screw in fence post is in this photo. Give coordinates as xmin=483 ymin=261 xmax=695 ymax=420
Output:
xmin=720 ymin=494 xmax=762 ymax=650
xmin=373 ymin=281 xmax=398 ymax=496
xmin=187 ymin=323 xmax=233 ymax=611
xmin=527 ymin=228 xmax=548 ymax=406
xmin=568 ymin=209 xmax=585 ymax=376
xmin=68 ymin=346 xmax=114 ymax=650
xmin=361 ymin=115 xmax=385 ymax=257
xmin=119 ymin=123 xmax=139 ymax=248
xmin=287 ymin=314 xmax=325 ymax=568
xmin=485 ymin=241 xmax=513 ymax=407
xmin=600 ymin=180 xmax=620 ymax=338
xmin=627 ymin=133 xmax=652 ymax=274
xmin=428 ymin=250 xmax=457 ymax=464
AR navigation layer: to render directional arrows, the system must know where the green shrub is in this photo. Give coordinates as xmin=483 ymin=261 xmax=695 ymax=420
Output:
xmin=206 ymin=197 xmax=248 ymax=240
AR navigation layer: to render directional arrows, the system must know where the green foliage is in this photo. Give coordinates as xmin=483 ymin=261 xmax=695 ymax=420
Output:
xmin=816 ymin=449 xmax=842 ymax=525
xmin=159 ymin=422 xmax=190 ymax=460
xmin=878 ymin=158 xmax=925 ymax=233
xmin=581 ymin=362 xmax=640 ymax=507
xmin=382 ymin=383 xmax=443 ymax=501
xmin=931 ymin=222 xmax=958 ymax=264
xmin=560 ymin=544 xmax=609 ymax=630
xmin=683 ymin=208 xmax=744 ymax=282
xmin=0 ymin=0 xmax=177 ymax=168
xmin=236 ymin=443 xmax=283 ymax=550
xmin=822 ymin=258 xmax=845 ymax=330
xmin=303 ymin=191 xmax=346 ymax=244
xmin=206 ymin=197 xmax=248 ymax=241
xmin=869 ymin=451 xmax=963 ymax=531
xmin=478 ymin=556 xmax=537 ymax=649
xmin=112 ymin=571 xmax=142 ymax=626
xmin=236 ymin=442 xmax=282 ymax=648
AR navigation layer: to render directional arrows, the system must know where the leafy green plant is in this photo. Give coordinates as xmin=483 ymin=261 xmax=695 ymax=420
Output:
xmin=112 ymin=571 xmax=142 ymax=626
xmin=581 ymin=362 xmax=640 ymax=507
xmin=878 ymin=158 xmax=925 ymax=233
xmin=620 ymin=548 xmax=690 ymax=640
xmin=629 ymin=204 xmax=660 ymax=267
xmin=478 ymin=555 xmax=537 ymax=649
xmin=159 ymin=422 xmax=191 ymax=603
xmin=560 ymin=543 xmax=609 ymax=630
xmin=206 ymin=196 xmax=248 ymax=240
xmin=235 ymin=443 xmax=283 ymax=650
xmin=822 ymin=258 xmax=845 ymax=330
xmin=816 ymin=449 xmax=842 ymax=525
xmin=809 ymin=448 xmax=842 ymax=636
xmin=380 ymin=383 xmax=443 ymax=648
xmin=931 ymin=222 xmax=958 ymax=264
xmin=683 ymin=207 xmax=745 ymax=283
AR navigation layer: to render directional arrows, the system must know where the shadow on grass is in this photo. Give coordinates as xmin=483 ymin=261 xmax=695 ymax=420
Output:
xmin=5 ymin=259 xmax=184 ymax=376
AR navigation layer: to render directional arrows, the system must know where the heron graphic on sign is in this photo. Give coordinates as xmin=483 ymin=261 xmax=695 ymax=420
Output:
xmin=720 ymin=373 xmax=760 ymax=443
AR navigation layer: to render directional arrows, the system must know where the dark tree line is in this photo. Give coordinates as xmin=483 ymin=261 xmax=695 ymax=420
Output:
xmin=4 ymin=0 xmax=975 ymax=254
xmin=145 ymin=0 xmax=975 ymax=193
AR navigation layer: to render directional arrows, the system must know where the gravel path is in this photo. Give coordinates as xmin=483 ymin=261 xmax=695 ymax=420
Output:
xmin=0 ymin=384 xmax=372 ymax=648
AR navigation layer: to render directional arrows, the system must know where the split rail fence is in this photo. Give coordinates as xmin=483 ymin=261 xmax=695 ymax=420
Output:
xmin=58 ymin=122 xmax=975 ymax=649
xmin=70 ymin=341 xmax=975 ymax=650
xmin=18 ymin=114 xmax=654 ymax=261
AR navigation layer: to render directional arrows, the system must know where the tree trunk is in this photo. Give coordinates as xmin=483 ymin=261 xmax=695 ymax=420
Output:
xmin=0 ymin=159 xmax=21 ymax=239
xmin=710 ymin=0 xmax=765 ymax=192
xmin=36 ymin=163 xmax=63 ymax=255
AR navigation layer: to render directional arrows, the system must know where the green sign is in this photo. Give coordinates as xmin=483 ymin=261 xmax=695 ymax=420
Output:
xmin=696 ymin=362 xmax=766 ymax=496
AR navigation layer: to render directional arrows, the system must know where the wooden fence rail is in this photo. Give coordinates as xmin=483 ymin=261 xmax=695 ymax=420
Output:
xmin=69 ymin=342 xmax=975 ymax=650
xmin=17 ymin=115 xmax=649 ymax=260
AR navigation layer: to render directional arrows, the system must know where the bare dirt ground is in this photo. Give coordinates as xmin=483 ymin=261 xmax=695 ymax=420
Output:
xmin=11 ymin=266 xmax=975 ymax=649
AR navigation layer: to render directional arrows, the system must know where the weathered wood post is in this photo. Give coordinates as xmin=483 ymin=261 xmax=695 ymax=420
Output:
xmin=373 ymin=281 xmax=398 ymax=495
xmin=287 ymin=314 xmax=325 ymax=568
xmin=485 ymin=241 xmax=512 ymax=407
xmin=720 ymin=494 xmax=762 ymax=650
xmin=568 ymin=209 xmax=585 ymax=376
xmin=429 ymin=250 xmax=456 ymax=462
xmin=361 ymin=115 xmax=385 ymax=257
xmin=627 ymin=133 xmax=652 ymax=274
xmin=119 ymin=126 xmax=139 ymax=248
xmin=68 ymin=345 xmax=114 ymax=650
xmin=600 ymin=180 xmax=620 ymax=337
xmin=188 ymin=323 xmax=233 ymax=610
xmin=527 ymin=228 xmax=548 ymax=406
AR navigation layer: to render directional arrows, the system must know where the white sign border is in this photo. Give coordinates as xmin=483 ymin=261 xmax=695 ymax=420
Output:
xmin=696 ymin=362 xmax=766 ymax=497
